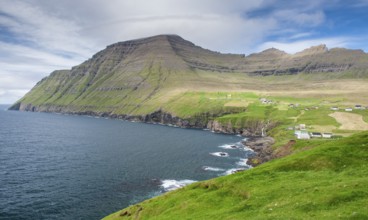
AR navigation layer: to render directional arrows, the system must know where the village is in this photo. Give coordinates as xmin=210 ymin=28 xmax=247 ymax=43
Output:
xmin=258 ymin=97 xmax=368 ymax=140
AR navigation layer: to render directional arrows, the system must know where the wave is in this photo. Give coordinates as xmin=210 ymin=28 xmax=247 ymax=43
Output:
xmin=202 ymin=166 xmax=225 ymax=172
xmin=236 ymin=159 xmax=252 ymax=168
xmin=210 ymin=152 xmax=229 ymax=157
xmin=218 ymin=144 xmax=239 ymax=149
xmin=160 ymin=179 xmax=197 ymax=192
xmin=223 ymin=168 xmax=246 ymax=175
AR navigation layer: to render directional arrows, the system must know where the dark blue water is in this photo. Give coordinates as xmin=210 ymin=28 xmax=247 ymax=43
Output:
xmin=0 ymin=105 xmax=252 ymax=219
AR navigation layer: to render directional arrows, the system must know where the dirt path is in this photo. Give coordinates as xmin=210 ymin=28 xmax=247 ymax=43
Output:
xmin=329 ymin=112 xmax=368 ymax=130
xmin=289 ymin=110 xmax=305 ymax=122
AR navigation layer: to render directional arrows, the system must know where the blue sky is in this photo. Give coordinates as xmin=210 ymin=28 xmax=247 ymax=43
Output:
xmin=1 ymin=0 xmax=368 ymax=104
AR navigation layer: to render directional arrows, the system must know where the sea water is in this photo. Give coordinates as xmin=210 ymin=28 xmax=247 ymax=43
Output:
xmin=0 ymin=105 xmax=253 ymax=219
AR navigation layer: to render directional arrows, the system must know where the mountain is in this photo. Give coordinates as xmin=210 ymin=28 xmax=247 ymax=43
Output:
xmin=9 ymin=35 xmax=368 ymax=121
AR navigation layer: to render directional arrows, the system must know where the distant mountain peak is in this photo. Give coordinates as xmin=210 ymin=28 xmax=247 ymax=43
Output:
xmin=260 ymin=48 xmax=288 ymax=55
xmin=294 ymin=44 xmax=328 ymax=56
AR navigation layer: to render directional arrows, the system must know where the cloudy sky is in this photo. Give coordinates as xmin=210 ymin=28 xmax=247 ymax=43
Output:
xmin=1 ymin=0 xmax=368 ymax=104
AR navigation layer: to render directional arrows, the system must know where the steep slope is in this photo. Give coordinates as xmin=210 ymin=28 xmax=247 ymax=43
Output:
xmin=10 ymin=35 xmax=368 ymax=120
xmin=10 ymin=35 xmax=194 ymax=114
xmin=104 ymin=131 xmax=368 ymax=219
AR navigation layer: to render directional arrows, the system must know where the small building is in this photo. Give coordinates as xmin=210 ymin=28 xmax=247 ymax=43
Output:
xmin=345 ymin=108 xmax=353 ymax=112
xmin=355 ymin=105 xmax=362 ymax=109
xmin=299 ymin=124 xmax=306 ymax=130
xmin=330 ymin=107 xmax=339 ymax=111
xmin=322 ymin=133 xmax=333 ymax=138
xmin=295 ymin=130 xmax=310 ymax=139
xmin=260 ymin=98 xmax=273 ymax=104
xmin=310 ymin=132 xmax=322 ymax=138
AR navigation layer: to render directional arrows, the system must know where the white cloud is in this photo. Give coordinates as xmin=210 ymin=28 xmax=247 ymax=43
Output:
xmin=273 ymin=10 xmax=325 ymax=27
xmin=288 ymin=32 xmax=315 ymax=40
xmin=0 ymin=89 xmax=29 ymax=104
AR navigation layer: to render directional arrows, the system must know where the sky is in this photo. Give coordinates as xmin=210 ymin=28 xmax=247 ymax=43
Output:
xmin=1 ymin=0 xmax=368 ymax=104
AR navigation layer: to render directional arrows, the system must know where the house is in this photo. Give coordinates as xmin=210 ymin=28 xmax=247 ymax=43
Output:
xmin=260 ymin=98 xmax=267 ymax=102
xmin=355 ymin=105 xmax=362 ymax=109
xmin=260 ymin=98 xmax=273 ymax=104
xmin=299 ymin=124 xmax=306 ymax=130
xmin=345 ymin=108 xmax=353 ymax=112
xmin=322 ymin=133 xmax=333 ymax=138
xmin=310 ymin=132 xmax=322 ymax=138
xmin=295 ymin=130 xmax=310 ymax=139
xmin=330 ymin=107 xmax=339 ymax=111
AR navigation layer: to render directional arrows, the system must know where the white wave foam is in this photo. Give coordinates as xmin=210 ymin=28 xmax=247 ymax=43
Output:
xmin=236 ymin=159 xmax=251 ymax=167
xmin=241 ymin=145 xmax=253 ymax=152
xmin=223 ymin=168 xmax=246 ymax=175
xmin=161 ymin=179 xmax=197 ymax=191
xmin=218 ymin=144 xmax=238 ymax=149
xmin=210 ymin=152 xmax=229 ymax=157
xmin=202 ymin=166 xmax=225 ymax=172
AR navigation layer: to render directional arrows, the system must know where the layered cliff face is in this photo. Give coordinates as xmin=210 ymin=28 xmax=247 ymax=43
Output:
xmin=10 ymin=34 xmax=368 ymax=134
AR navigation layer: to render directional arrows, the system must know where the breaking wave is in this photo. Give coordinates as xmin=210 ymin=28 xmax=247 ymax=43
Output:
xmin=210 ymin=152 xmax=229 ymax=157
xmin=218 ymin=144 xmax=239 ymax=149
xmin=202 ymin=166 xmax=225 ymax=172
xmin=236 ymin=158 xmax=251 ymax=167
xmin=160 ymin=179 xmax=197 ymax=192
xmin=223 ymin=168 xmax=246 ymax=175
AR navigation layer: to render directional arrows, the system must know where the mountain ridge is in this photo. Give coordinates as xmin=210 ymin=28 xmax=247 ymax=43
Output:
xmin=10 ymin=34 xmax=368 ymax=122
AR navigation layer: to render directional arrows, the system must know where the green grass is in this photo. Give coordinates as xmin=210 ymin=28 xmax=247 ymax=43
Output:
xmin=296 ymin=107 xmax=340 ymax=127
xmin=104 ymin=131 xmax=368 ymax=220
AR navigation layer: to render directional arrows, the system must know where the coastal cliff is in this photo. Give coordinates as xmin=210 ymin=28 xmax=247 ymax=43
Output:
xmin=11 ymin=101 xmax=276 ymax=137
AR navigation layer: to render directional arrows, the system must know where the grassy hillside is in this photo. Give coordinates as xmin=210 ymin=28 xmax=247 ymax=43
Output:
xmin=104 ymin=131 xmax=368 ymax=220
xmin=11 ymin=35 xmax=368 ymax=119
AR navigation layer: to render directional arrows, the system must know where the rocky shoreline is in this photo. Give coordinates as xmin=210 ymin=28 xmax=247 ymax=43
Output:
xmin=11 ymin=104 xmax=282 ymax=166
xmin=243 ymin=136 xmax=275 ymax=167
xmin=11 ymin=103 xmax=277 ymax=137
xmin=244 ymin=137 xmax=297 ymax=167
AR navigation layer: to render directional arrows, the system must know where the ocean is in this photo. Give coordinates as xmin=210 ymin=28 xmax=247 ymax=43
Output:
xmin=0 ymin=105 xmax=253 ymax=219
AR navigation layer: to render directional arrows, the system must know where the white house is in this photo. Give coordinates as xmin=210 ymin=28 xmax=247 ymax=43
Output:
xmin=322 ymin=133 xmax=333 ymax=138
xmin=295 ymin=130 xmax=310 ymax=139
xmin=330 ymin=107 xmax=339 ymax=111
xmin=299 ymin=124 xmax=306 ymax=130
xmin=355 ymin=105 xmax=362 ymax=109
xmin=310 ymin=132 xmax=322 ymax=138
xmin=345 ymin=108 xmax=353 ymax=112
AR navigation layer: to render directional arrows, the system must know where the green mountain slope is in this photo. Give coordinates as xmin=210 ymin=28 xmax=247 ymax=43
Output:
xmin=10 ymin=35 xmax=368 ymax=120
xmin=104 ymin=131 xmax=368 ymax=220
